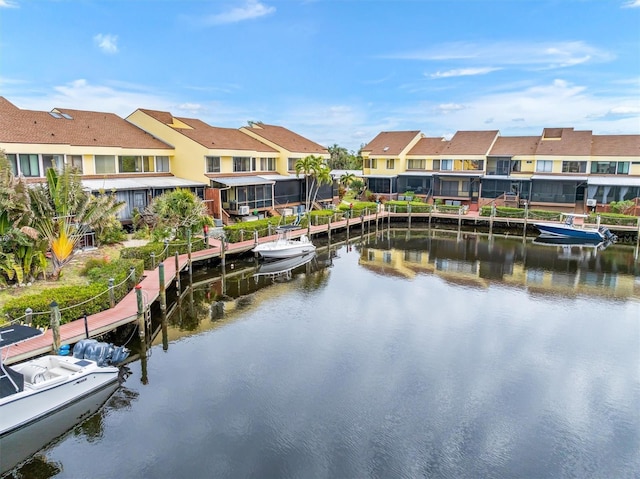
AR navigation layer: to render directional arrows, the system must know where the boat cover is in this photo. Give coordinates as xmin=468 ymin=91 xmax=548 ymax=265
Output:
xmin=0 ymin=325 xmax=43 ymax=348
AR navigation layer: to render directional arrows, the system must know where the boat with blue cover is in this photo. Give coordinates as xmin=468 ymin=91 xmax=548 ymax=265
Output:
xmin=533 ymin=213 xmax=617 ymax=243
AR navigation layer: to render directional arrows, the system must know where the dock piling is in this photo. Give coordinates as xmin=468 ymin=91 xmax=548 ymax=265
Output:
xmin=49 ymin=301 xmax=61 ymax=353
xmin=136 ymin=285 xmax=145 ymax=340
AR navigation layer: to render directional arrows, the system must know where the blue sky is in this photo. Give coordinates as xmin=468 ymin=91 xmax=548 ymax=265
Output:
xmin=1 ymin=0 xmax=639 ymax=152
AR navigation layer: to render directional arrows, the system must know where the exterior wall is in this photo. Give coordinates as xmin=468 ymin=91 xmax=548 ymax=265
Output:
xmin=1 ymin=141 xmax=172 ymax=178
xmin=127 ymin=110 xmax=207 ymax=182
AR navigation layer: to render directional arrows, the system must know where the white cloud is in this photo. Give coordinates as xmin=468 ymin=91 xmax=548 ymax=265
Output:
xmin=0 ymin=0 xmax=18 ymax=7
xmin=204 ymin=0 xmax=275 ymax=25
xmin=93 ymin=34 xmax=118 ymax=54
xmin=622 ymin=0 xmax=640 ymax=7
xmin=385 ymin=41 xmax=613 ymax=69
xmin=428 ymin=67 xmax=501 ymax=79
xmin=389 ymin=78 xmax=640 ymax=138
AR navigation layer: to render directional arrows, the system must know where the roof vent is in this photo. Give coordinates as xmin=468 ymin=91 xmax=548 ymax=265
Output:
xmin=383 ymin=146 xmax=389 ymax=152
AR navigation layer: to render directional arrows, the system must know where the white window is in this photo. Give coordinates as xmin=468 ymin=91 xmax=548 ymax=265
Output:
xmin=386 ymin=159 xmax=395 ymax=169
xmin=260 ymin=157 xmax=276 ymax=171
xmin=95 ymin=155 xmax=116 ymax=174
xmin=206 ymin=156 xmax=221 ymax=173
xmin=42 ymin=154 xmax=64 ymax=172
xmin=536 ymin=160 xmax=553 ymax=172
xmin=156 ymin=156 xmax=170 ymax=172
xmin=441 ymin=159 xmax=453 ymax=171
xmin=69 ymin=155 xmax=83 ymax=173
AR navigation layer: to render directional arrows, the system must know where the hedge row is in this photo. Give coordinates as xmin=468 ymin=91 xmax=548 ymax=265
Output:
xmin=120 ymin=239 xmax=208 ymax=270
xmin=2 ymin=258 xmax=144 ymax=328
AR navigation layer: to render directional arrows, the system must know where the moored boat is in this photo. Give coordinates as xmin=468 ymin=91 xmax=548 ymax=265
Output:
xmin=533 ymin=213 xmax=617 ymax=243
xmin=252 ymin=227 xmax=316 ymax=259
xmin=0 ymin=324 xmax=129 ymax=438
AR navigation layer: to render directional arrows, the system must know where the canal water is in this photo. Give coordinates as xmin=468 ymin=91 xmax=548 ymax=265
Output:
xmin=4 ymin=230 xmax=640 ymax=479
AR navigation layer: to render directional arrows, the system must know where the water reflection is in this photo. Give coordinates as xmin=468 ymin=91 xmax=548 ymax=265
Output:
xmin=0 ymin=381 xmax=137 ymax=478
xmin=9 ymin=229 xmax=639 ymax=479
xmin=357 ymin=230 xmax=640 ymax=300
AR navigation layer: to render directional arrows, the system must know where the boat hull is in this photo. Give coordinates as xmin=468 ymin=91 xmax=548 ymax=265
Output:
xmin=533 ymin=222 xmax=604 ymax=242
xmin=0 ymin=380 xmax=119 ymax=475
xmin=254 ymin=243 xmax=316 ymax=259
xmin=0 ymin=357 xmax=120 ymax=437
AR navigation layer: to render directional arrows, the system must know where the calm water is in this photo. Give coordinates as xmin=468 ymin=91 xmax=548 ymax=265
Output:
xmin=4 ymin=231 xmax=640 ymax=479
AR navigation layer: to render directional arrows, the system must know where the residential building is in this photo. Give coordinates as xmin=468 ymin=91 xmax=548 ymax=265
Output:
xmin=362 ymin=127 xmax=640 ymax=213
xmin=127 ymin=112 xmax=331 ymax=222
xmin=0 ymin=97 xmax=206 ymax=223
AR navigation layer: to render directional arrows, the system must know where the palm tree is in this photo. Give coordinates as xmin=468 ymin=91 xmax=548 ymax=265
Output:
xmin=29 ymin=167 xmax=124 ymax=280
xmin=295 ymin=155 xmax=332 ymax=216
xmin=339 ymin=172 xmax=356 ymax=189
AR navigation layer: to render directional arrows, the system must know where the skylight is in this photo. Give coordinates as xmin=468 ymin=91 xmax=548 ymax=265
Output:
xmin=49 ymin=111 xmax=62 ymax=119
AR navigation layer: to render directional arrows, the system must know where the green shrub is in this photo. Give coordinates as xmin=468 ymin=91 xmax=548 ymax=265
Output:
xmin=120 ymin=239 xmax=207 ymax=269
xmin=586 ymin=213 xmax=639 ymax=226
xmin=2 ymin=258 xmax=144 ymax=327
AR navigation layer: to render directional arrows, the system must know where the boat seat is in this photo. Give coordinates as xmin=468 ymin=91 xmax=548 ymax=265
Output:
xmin=19 ymin=364 xmax=47 ymax=384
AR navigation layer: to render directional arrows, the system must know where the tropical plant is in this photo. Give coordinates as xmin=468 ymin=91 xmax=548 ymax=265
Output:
xmin=146 ymin=188 xmax=211 ymax=239
xmin=0 ymin=152 xmax=47 ymax=284
xmin=339 ymin=172 xmax=356 ymax=188
xmin=29 ymin=167 xmax=124 ymax=280
xmin=295 ymin=155 xmax=332 ymax=215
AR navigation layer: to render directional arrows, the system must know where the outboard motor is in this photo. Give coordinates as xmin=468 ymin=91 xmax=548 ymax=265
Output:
xmin=73 ymin=339 xmax=130 ymax=366
xmin=599 ymin=226 xmax=617 ymax=242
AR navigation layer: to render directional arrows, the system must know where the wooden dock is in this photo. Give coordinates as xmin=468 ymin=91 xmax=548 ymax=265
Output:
xmin=3 ymin=209 xmax=638 ymax=364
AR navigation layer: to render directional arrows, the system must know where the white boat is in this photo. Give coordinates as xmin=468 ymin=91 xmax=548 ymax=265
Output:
xmin=252 ymin=227 xmax=316 ymax=259
xmin=254 ymin=251 xmax=316 ymax=278
xmin=0 ymin=324 xmax=129 ymax=438
xmin=0 ymin=379 xmax=120 ymax=475
xmin=533 ymin=213 xmax=617 ymax=243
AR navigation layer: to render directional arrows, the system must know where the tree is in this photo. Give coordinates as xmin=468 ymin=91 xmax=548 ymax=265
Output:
xmin=147 ymin=188 xmax=210 ymax=239
xmin=339 ymin=172 xmax=356 ymax=188
xmin=295 ymin=155 xmax=332 ymax=216
xmin=0 ymin=152 xmax=46 ymax=284
xmin=29 ymin=167 xmax=124 ymax=280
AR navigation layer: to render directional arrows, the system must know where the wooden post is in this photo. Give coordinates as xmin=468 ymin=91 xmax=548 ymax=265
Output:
xmin=108 ymin=278 xmax=115 ymax=308
xmin=187 ymin=229 xmax=193 ymax=279
xmin=174 ymin=251 xmax=181 ymax=292
xmin=523 ymin=204 xmax=529 ymax=237
xmin=327 ymin=220 xmax=331 ymax=243
xmin=408 ymin=203 xmax=412 ymax=230
xmin=158 ymin=262 xmax=166 ymax=315
xmin=136 ymin=285 xmax=145 ymax=340
xmin=150 ymin=252 xmax=156 ymax=270
xmin=221 ymin=235 xmax=226 ymax=269
xmin=49 ymin=301 xmax=61 ymax=353
xmin=458 ymin=207 xmax=462 ymax=232
xmin=25 ymin=307 xmax=33 ymax=326
xmin=253 ymin=230 xmax=259 ymax=247
xmin=83 ymin=312 xmax=90 ymax=339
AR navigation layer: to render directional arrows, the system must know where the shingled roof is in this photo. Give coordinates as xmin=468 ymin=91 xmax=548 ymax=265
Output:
xmin=136 ymin=109 xmax=279 ymax=152
xmin=0 ymin=97 xmax=171 ymax=149
xmin=536 ymin=128 xmax=593 ymax=156
xmin=407 ymin=137 xmax=448 ymax=156
xmin=361 ymin=131 xmax=422 ymax=156
xmin=591 ymin=135 xmax=640 ymax=157
xmin=489 ymin=136 xmax=540 ymax=156
xmin=441 ymin=130 xmax=499 ymax=156
xmin=240 ymin=122 xmax=327 ymax=155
